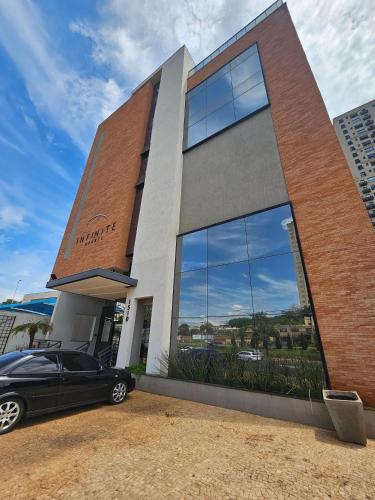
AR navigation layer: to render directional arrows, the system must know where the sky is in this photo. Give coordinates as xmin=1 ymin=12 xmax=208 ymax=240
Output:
xmin=0 ymin=0 xmax=374 ymax=303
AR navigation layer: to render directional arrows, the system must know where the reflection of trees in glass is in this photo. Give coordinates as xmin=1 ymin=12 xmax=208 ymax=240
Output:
xmin=178 ymin=323 xmax=190 ymax=337
xmin=253 ymin=312 xmax=277 ymax=355
xmin=286 ymin=335 xmax=293 ymax=350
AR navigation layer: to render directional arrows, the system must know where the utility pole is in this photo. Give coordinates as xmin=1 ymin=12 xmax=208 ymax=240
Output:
xmin=11 ymin=279 xmax=22 ymax=303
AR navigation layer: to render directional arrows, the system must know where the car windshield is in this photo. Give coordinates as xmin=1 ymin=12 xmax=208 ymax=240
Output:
xmin=0 ymin=351 xmax=26 ymax=370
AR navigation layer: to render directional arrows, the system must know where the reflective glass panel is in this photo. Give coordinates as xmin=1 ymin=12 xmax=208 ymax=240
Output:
xmin=206 ymin=73 xmax=233 ymax=115
xmin=230 ymin=52 xmax=261 ymax=88
xmin=246 ymin=205 xmax=295 ymax=259
xmin=230 ymin=45 xmax=257 ymax=70
xmin=233 ymin=83 xmax=268 ymax=121
xmin=186 ymin=118 xmax=206 ymax=149
xmin=185 ymin=43 xmax=268 ymax=149
xmin=208 ymin=261 xmax=252 ymax=317
xmin=232 ymin=71 xmax=263 ymax=99
xmin=178 ymin=269 xmax=207 ymax=318
xmin=207 ymin=316 xmax=254 ymax=349
xmin=181 ymin=229 xmax=207 ymax=272
xmin=177 ymin=318 xmax=206 ymax=349
xmin=206 ymin=101 xmax=236 ymax=137
xmin=188 ymin=89 xmax=206 ymax=126
xmin=207 ymin=218 xmax=247 ymax=267
xmin=250 ymin=253 xmax=300 ymax=314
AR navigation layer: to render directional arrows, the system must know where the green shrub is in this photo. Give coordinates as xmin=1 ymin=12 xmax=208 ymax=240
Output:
xmin=163 ymin=351 xmax=325 ymax=400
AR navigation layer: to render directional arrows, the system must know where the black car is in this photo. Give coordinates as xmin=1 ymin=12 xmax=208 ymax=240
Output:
xmin=0 ymin=349 xmax=135 ymax=434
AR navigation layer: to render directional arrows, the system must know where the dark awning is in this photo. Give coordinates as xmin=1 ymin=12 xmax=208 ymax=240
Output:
xmin=46 ymin=268 xmax=137 ymax=301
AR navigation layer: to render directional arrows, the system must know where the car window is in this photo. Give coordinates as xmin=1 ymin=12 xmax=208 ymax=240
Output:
xmin=0 ymin=351 xmax=26 ymax=370
xmin=11 ymin=354 xmax=59 ymax=374
xmin=60 ymin=352 xmax=100 ymax=372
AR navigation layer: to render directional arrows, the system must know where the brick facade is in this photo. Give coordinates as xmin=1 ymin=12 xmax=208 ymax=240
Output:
xmin=52 ymin=82 xmax=154 ymax=278
xmin=188 ymin=5 xmax=375 ymax=406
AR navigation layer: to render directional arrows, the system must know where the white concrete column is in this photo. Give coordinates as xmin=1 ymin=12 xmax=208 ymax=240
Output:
xmin=116 ymin=46 xmax=194 ymax=373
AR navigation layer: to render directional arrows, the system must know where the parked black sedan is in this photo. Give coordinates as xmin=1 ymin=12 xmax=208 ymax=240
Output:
xmin=0 ymin=349 xmax=135 ymax=434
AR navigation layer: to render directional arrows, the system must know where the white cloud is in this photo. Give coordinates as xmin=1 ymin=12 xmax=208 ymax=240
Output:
xmin=0 ymin=204 xmax=26 ymax=230
xmin=281 ymin=217 xmax=293 ymax=231
xmin=0 ymin=134 xmax=24 ymax=155
xmin=0 ymin=0 xmax=125 ymax=153
xmin=70 ymin=0 xmax=374 ymax=120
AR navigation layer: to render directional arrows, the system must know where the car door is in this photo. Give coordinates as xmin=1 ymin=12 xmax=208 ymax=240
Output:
xmin=8 ymin=353 xmax=60 ymax=412
xmin=58 ymin=352 xmax=111 ymax=407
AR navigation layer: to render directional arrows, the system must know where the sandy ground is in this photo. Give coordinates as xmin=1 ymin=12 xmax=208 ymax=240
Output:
xmin=1 ymin=391 xmax=374 ymax=499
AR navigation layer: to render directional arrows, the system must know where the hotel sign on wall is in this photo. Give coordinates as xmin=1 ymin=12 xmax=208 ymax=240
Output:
xmin=75 ymin=214 xmax=117 ymax=247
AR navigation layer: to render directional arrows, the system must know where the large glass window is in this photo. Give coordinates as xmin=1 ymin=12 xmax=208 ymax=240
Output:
xmin=184 ymin=44 xmax=269 ymax=149
xmin=171 ymin=204 xmax=325 ymax=399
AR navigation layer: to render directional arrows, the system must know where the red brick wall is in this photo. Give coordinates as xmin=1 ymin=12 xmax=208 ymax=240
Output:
xmin=189 ymin=5 xmax=375 ymax=406
xmin=53 ymin=82 xmax=154 ymax=278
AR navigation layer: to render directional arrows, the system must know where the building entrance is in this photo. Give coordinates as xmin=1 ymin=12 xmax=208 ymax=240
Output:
xmin=94 ymin=305 xmax=115 ymax=356
xmin=139 ymin=302 xmax=152 ymax=364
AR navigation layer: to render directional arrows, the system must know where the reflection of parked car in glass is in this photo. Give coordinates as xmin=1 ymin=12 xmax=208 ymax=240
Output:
xmin=180 ymin=346 xmax=194 ymax=352
xmin=237 ymin=350 xmax=264 ymax=361
xmin=179 ymin=348 xmax=221 ymax=361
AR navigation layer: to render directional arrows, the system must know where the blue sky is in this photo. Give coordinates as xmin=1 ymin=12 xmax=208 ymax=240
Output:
xmin=0 ymin=0 xmax=374 ymax=302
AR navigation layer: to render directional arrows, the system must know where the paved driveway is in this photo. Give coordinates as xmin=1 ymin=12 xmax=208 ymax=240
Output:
xmin=2 ymin=391 xmax=374 ymax=499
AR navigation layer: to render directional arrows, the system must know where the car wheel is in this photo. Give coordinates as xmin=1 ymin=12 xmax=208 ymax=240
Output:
xmin=0 ymin=397 xmax=24 ymax=435
xmin=109 ymin=381 xmax=128 ymax=405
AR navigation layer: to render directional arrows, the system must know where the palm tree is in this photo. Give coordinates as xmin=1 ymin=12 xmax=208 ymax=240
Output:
xmin=12 ymin=320 xmax=53 ymax=348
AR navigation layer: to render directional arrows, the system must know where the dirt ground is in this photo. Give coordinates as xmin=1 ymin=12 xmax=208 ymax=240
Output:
xmin=1 ymin=391 xmax=374 ymax=499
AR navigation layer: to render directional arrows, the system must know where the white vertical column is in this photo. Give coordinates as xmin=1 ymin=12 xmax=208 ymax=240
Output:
xmin=116 ymin=46 xmax=194 ymax=372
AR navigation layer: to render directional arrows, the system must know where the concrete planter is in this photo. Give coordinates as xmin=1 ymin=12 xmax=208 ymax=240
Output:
xmin=323 ymin=390 xmax=367 ymax=445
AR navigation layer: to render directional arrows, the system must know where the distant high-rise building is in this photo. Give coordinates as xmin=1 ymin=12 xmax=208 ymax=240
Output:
xmin=333 ymin=100 xmax=375 ymax=228
xmin=286 ymin=221 xmax=309 ymax=308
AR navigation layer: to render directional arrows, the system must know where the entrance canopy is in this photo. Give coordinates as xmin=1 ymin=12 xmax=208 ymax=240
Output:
xmin=46 ymin=268 xmax=137 ymax=301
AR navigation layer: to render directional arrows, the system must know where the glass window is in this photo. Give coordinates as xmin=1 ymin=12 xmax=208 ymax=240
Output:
xmin=61 ymin=353 xmax=100 ymax=372
xmin=173 ymin=205 xmax=311 ymax=344
xmin=11 ymin=354 xmax=59 ymax=374
xmin=0 ymin=351 xmax=25 ymax=370
xmin=178 ymin=269 xmax=207 ymax=318
xmin=246 ymin=205 xmax=295 ymax=259
xmin=207 ymin=218 xmax=247 ymax=267
xmin=234 ymin=82 xmax=268 ymax=121
xmin=171 ymin=204 xmax=323 ymax=398
xmin=186 ymin=119 xmax=206 ymax=150
xmin=231 ymin=52 xmax=261 ymax=88
xmin=206 ymin=101 xmax=236 ymax=137
xmin=232 ymin=71 xmax=264 ymax=99
xmin=176 ymin=318 xmax=206 ymax=348
xmin=208 ymin=262 xmax=252 ymax=317
xmin=188 ymin=88 xmax=206 ymax=126
xmin=206 ymin=73 xmax=233 ymax=115
xmin=181 ymin=229 xmax=207 ymax=272
xmin=251 ymin=253 xmax=302 ymax=314
xmin=185 ymin=43 xmax=268 ymax=149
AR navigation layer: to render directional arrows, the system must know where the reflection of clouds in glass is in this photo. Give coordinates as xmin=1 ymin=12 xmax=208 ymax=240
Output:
xmin=177 ymin=205 xmax=307 ymax=320
xmin=208 ymin=262 xmax=252 ymax=316
xmin=281 ymin=217 xmax=293 ymax=231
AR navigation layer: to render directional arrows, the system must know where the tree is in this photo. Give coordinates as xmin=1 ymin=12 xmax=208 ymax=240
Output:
xmin=178 ymin=323 xmax=190 ymax=337
xmin=12 ymin=320 xmax=53 ymax=348
xmin=251 ymin=331 xmax=259 ymax=349
xmin=1 ymin=298 xmax=16 ymax=305
xmin=253 ymin=312 xmax=276 ymax=355
xmin=286 ymin=335 xmax=293 ymax=350
xmin=238 ymin=327 xmax=246 ymax=347
xmin=275 ymin=332 xmax=282 ymax=350
xmin=298 ymin=333 xmax=309 ymax=350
